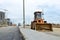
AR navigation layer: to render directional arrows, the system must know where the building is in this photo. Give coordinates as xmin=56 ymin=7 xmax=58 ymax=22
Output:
xmin=0 ymin=11 xmax=12 ymax=26
xmin=0 ymin=11 xmax=5 ymax=23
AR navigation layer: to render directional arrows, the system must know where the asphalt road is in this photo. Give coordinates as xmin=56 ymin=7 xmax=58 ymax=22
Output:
xmin=0 ymin=26 xmax=25 ymax=40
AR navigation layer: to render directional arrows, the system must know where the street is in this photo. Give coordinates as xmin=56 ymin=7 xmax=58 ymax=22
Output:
xmin=0 ymin=26 xmax=25 ymax=40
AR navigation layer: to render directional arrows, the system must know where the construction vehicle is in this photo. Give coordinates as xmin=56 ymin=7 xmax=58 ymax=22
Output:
xmin=31 ymin=11 xmax=53 ymax=31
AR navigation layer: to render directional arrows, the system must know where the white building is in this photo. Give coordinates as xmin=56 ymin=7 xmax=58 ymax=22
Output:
xmin=0 ymin=11 xmax=5 ymax=22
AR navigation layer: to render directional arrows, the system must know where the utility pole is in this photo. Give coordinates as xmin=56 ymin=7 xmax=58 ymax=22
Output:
xmin=23 ymin=0 xmax=25 ymax=28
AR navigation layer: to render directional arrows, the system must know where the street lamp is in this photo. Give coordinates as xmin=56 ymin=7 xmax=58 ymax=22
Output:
xmin=23 ymin=0 xmax=25 ymax=28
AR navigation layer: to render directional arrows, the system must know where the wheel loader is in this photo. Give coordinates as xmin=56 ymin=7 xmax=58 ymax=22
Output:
xmin=31 ymin=11 xmax=53 ymax=31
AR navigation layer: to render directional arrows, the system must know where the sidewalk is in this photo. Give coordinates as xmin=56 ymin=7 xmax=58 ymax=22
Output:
xmin=19 ymin=27 xmax=60 ymax=40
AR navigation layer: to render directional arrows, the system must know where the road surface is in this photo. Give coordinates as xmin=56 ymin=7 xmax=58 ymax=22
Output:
xmin=0 ymin=26 xmax=25 ymax=40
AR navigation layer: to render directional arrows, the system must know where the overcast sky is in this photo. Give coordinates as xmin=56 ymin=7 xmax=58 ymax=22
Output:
xmin=0 ymin=0 xmax=60 ymax=24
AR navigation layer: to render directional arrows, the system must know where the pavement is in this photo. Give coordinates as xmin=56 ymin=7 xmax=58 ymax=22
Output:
xmin=20 ymin=27 xmax=60 ymax=40
xmin=0 ymin=26 xmax=25 ymax=40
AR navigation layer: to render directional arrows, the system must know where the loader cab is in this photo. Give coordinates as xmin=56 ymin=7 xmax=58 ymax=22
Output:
xmin=34 ymin=11 xmax=44 ymax=24
xmin=34 ymin=11 xmax=43 ymax=20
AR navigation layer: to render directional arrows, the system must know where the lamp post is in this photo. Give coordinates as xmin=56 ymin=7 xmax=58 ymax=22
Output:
xmin=23 ymin=0 xmax=25 ymax=28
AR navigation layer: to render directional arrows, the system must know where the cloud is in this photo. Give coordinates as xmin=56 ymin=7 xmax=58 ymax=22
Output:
xmin=0 ymin=0 xmax=23 ymax=24
xmin=36 ymin=0 xmax=60 ymax=24
xmin=25 ymin=0 xmax=60 ymax=24
xmin=0 ymin=0 xmax=60 ymax=24
xmin=0 ymin=0 xmax=5 ymax=4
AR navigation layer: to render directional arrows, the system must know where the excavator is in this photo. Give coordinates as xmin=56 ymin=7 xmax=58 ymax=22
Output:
xmin=31 ymin=11 xmax=53 ymax=31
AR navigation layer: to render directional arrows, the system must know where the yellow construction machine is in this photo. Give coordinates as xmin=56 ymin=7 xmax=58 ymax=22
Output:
xmin=31 ymin=11 xmax=53 ymax=31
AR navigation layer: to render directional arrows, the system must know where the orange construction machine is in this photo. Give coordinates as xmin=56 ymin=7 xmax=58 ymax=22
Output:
xmin=31 ymin=11 xmax=53 ymax=31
